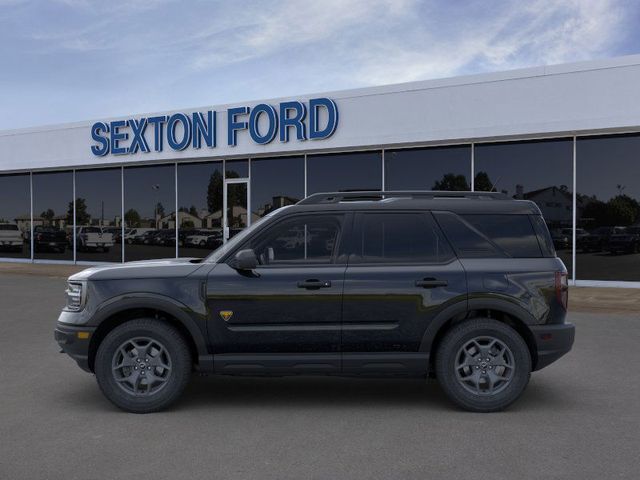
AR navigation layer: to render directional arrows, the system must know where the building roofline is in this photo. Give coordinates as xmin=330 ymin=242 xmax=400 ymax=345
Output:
xmin=2 ymin=54 xmax=640 ymax=137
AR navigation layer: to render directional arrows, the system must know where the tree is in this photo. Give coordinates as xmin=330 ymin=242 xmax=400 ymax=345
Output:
xmin=432 ymin=173 xmax=470 ymax=191
xmin=155 ymin=202 xmax=165 ymax=218
xmin=207 ymin=170 xmax=223 ymax=214
xmin=473 ymin=171 xmax=494 ymax=192
xmin=67 ymin=198 xmax=90 ymax=226
xmin=124 ymin=209 xmax=141 ymax=227
xmin=182 ymin=220 xmax=195 ymax=229
xmin=40 ymin=209 xmax=55 ymax=225
xmin=189 ymin=205 xmax=198 ymax=217
xmin=607 ymin=196 xmax=636 ymax=226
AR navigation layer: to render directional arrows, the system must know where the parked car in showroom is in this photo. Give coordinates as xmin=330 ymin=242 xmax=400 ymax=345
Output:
xmin=56 ymin=191 xmax=574 ymax=414
xmin=578 ymin=226 xmax=625 ymax=252
xmin=76 ymin=227 xmax=114 ymax=252
xmin=608 ymin=226 xmax=640 ymax=254
xmin=185 ymin=229 xmax=217 ymax=248
xmin=151 ymin=229 xmax=176 ymax=247
xmin=0 ymin=223 xmax=24 ymax=252
xmin=132 ymin=230 xmax=158 ymax=245
xmin=204 ymin=231 xmax=223 ymax=250
xmin=551 ymin=228 xmax=570 ymax=250
xmin=124 ymin=228 xmax=154 ymax=245
xmin=34 ymin=225 xmax=67 ymax=253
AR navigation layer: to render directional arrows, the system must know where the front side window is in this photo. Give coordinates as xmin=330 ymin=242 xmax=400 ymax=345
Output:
xmin=244 ymin=214 xmax=343 ymax=265
xmin=353 ymin=212 xmax=454 ymax=264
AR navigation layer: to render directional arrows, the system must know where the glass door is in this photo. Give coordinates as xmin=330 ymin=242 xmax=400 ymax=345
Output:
xmin=223 ymin=179 xmax=249 ymax=242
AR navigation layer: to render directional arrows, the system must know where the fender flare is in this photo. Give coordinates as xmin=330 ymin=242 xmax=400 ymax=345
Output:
xmin=419 ymin=296 xmax=537 ymax=353
xmin=89 ymin=293 xmax=209 ymax=359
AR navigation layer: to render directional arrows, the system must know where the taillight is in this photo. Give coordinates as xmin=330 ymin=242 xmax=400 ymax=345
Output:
xmin=37 ymin=234 xmax=42 ymax=241
xmin=555 ymin=271 xmax=568 ymax=310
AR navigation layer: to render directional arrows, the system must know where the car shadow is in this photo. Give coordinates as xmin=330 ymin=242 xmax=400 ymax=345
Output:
xmin=62 ymin=373 xmax=575 ymax=413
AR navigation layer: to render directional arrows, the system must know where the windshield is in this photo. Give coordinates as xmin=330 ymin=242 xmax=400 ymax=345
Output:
xmin=204 ymin=206 xmax=292 ymax=263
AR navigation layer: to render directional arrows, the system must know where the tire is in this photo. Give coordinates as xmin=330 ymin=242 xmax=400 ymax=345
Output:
xmin=95 ymin=319 xmax=192 ymax=413
xmin=435 ymin=318 xmax=531 ymax=412
xmin=199 ymin=240 xmax=206 ymax=247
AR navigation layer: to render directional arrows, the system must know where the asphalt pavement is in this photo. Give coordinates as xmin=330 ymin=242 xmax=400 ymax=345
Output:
xmin=0 ymin=274 xmax=639 ymax=480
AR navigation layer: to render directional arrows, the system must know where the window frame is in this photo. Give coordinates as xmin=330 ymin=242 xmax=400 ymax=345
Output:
xmin=348 ymin=210 xmax=456 ymax=266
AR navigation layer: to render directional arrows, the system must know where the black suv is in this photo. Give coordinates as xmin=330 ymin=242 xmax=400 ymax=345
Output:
xmin=55 ymin=191 xmax=574 ymax=413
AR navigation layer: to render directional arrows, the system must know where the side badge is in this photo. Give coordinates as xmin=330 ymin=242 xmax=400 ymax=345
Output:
xmin=219 ymin=310 xmax=233 ymax=322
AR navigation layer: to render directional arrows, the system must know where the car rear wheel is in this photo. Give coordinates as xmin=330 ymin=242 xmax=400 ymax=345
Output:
xmin=435 ymin=318 xmax=531 ymax=412
xmin=95 ymin=319 xmax=192 ymax=413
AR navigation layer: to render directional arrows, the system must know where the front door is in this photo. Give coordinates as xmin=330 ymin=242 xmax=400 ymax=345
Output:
xmin=223 ymin=179 xmax=249 ymax=242
xmin=341 ymin=211 xmax=467 ymax=373
xmin=207 ymin=212 xmax=349 ymax=373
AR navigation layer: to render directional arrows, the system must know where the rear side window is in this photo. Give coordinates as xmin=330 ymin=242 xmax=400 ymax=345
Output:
xmin=529 ymin=215 xmax=556 ymax=257
xmin=353 ymin=212 xmax=454 ymax=264
xmin=461 ymin=214 xmax=542 ymax=257
xmin=435 ymin=212 xmax=544 ymax=258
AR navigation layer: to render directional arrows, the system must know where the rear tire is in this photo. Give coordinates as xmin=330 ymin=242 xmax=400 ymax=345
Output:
xmin=95 ymin=319 xmax=192 ymax=413
xmin=435 ymin=318 xmax=531 ymax=412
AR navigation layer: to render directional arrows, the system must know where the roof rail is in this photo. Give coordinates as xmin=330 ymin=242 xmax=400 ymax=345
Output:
xmin=297 ymin=190 xmax=509 ymax=205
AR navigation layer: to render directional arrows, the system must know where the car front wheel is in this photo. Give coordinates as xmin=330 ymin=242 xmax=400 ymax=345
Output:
xmin=95 ymin=319 xmax=192 ymax=413
xmin=435 ymin=318 xmax=531 ymax=412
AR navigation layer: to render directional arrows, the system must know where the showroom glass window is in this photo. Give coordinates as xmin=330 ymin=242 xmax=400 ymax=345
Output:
xmin=123 ymin=165 xmax=176 ymax=261
xmin=251 ymin=156 xmax=304 ymax=220
xmin=177 ymin=161 xmax=223 ymax=258
xmin=32 ymin=171 xmax=74 ymax=261
xmin=307 ymin=151 xmax=382 ymax=194
xmin=74 ymin=168 xmax=122 ymax=263
xmin=0 ymin=173 xmax=31 ymax=259
xmin=576 ymin=134 xmax=640 ymax=281
xmin=474 ymin=139 xmax=573 ymax=275
xmin=385 ymin=145 xmax=471 ymax=191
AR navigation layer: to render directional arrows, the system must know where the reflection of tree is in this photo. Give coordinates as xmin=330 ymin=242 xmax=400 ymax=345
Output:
xmin=581 ymin=194 xmax=639 ymax=227
xmin=432 ymin=173 xmax=469 ymax=191
xmin=474 ymin=171 xmax=494 ymax=192
xmin=207 ymin=171 xmax=223 ymax=214
xmin=155 ymin=202 xmax=165 ymax=218
xmin=40 ymin=209 xmax=55 ymax=224
xmin=67 ymin=198 xmax=90 ymax=226
xmin=125 ymin=209 xmax=141 ymax=227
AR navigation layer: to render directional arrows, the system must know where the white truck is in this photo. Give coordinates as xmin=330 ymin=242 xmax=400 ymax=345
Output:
xmin=0 ymin=223 xmax=24 ymax=252
xmin=76 ymin=227 xmax=114 ymax=252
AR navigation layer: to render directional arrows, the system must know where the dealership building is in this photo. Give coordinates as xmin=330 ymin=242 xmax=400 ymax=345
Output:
xmin=1 ymin=55 xmax=639 ymax=287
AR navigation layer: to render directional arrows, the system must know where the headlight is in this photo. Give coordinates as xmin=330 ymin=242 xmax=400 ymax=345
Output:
xmin=65 ymin=282 xmax=86 ymax=312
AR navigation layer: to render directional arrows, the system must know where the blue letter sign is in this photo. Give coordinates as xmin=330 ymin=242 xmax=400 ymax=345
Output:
xmin=90 ymin=98 xmax=338 ymax=156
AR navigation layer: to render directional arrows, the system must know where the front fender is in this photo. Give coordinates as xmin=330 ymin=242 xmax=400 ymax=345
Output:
xmin=90 ymin=293 xmax=209 ymax=359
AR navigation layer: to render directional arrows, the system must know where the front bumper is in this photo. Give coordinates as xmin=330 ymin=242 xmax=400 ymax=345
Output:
xmin=530 ymin=323 xmax=575 ymax=371
xmin=54 ymin=323 xmax=96 ymax=373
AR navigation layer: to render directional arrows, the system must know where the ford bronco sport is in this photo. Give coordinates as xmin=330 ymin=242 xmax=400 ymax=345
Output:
xmin=55 ymin=191 xmax=575 ymax=413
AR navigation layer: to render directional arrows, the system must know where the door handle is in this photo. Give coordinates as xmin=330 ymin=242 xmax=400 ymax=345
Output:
xmin=415 ymin=278 xmax=448 ymax=288
xmin=297 ymin=279 xmax=331 ymax=289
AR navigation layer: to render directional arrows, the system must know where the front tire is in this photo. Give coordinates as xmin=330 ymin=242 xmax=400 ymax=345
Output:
xmin=95 ymin=319 xmax=192 ymax=413
xmin=435 ymin=318 xmax=531 ymax=412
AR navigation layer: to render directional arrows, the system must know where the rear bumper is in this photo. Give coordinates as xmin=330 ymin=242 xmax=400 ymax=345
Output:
xmin=54 ymin=323 xmax=96 ymax=373
xmin=530 ymin=323 xmax=575 ymax=371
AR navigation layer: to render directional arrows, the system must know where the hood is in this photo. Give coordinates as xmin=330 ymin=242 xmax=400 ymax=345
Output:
xmin=69 ymin=257 xmax=208 ymax=281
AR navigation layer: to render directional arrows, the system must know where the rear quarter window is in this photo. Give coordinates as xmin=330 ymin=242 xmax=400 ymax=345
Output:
xmin=434 ymin=212 xmax=544 ymax=258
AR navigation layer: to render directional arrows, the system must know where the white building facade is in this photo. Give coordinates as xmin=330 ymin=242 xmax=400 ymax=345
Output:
xmin=1 ymin=55 xmax=640 ymax=287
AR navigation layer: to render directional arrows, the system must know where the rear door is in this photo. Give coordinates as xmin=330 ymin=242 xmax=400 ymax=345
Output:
xmin=341 ymin=211 xmax=467 ymax=373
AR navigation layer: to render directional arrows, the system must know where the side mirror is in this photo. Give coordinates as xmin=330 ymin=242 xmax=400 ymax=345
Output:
xmin=230 ymin=249 xmax=258 ymax=271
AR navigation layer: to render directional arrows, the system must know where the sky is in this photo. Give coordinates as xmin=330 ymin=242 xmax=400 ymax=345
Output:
xmin=0 ymin=0 xmax=639 ymax=130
